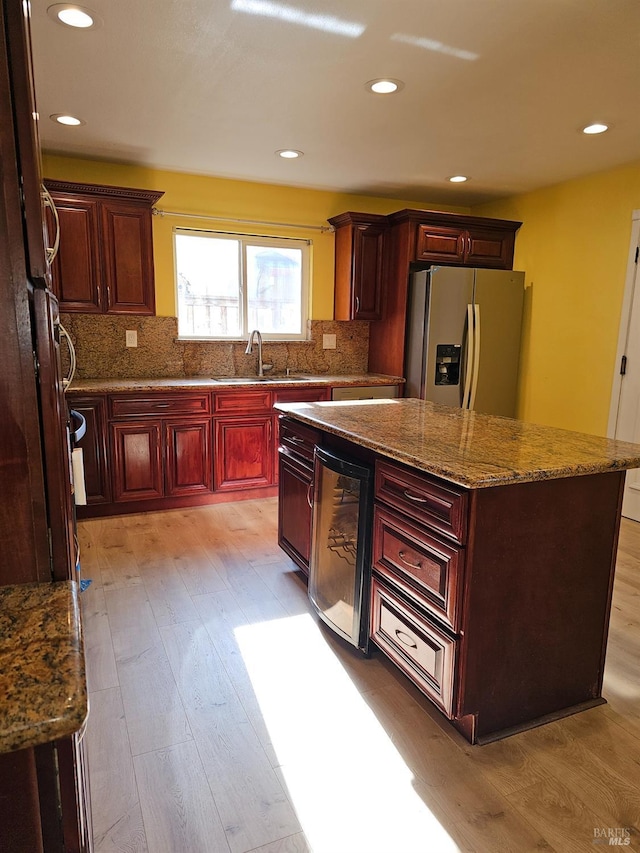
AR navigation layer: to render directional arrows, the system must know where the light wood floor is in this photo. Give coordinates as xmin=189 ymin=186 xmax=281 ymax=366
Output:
xmin=79 ymin=500 xmax=640 ymax=853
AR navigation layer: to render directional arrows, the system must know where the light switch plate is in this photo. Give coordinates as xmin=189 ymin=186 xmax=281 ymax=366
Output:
xmin=323 ymin=333 xmax=337 ymax=350
xmin=125 ymin=330 xmax=138 ymax=348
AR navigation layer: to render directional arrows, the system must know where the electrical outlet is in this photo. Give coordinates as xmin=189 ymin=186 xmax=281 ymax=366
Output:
xmin=125 ymin=330 xmax=138 ymax=348
xmin=323 ymin=333 xmax=337 ymax=350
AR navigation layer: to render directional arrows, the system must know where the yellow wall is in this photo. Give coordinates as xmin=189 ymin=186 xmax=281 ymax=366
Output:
xmin=473 ymin=160 xmax=640 ymax=435
xmin=42 ymin=154 xmax=468 ymax=320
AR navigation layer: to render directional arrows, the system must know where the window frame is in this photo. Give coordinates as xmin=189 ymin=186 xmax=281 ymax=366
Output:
xmin=174 ymin=228 xmax=311 ymax=341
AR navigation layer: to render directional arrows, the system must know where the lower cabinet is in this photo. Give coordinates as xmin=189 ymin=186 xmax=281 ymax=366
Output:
xmin=165 ymin=420 xmax=213 ymax=497
xmin=278 ymin=450 xmax=313 ymax=573
xmin=68 ymin=385 xmax=332 ymax=516
xmin=214 ymin=415 xmax=273 ymax=491
xmin=112 ymin=418 xmax=213 ymax=502
xmin=67 ymin=395 xmax=111 ymax=504
xmin=111 ymin=420 xmax=163 ymax=501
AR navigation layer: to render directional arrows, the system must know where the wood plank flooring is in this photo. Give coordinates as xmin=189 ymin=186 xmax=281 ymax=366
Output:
xmin=79 ymin=501 xmax=640 ymax=852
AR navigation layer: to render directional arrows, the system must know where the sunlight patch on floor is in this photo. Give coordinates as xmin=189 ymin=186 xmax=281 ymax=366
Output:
xmin=234 ymin=613 xmax=459 ymax=853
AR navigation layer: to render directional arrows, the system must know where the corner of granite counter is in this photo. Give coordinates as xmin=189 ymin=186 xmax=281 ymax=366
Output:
xmin=0 ymin=581 xmax=88 ymax=754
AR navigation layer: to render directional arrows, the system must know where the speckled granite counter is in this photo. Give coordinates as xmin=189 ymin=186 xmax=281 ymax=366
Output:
xmin=68 ymin=373 xmax=403 ymax=394
xmin=0 ymin=582 xmax=87 ymax=753
xmin=274 ymin=398 xmax=640 ymax=488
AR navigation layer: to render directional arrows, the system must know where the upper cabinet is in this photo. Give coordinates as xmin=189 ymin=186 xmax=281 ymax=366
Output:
xmin=410 ymin=211 xmax=519 ymax=269
xmin=44 ymin=180 xmax=164 ymax=315
xmin=329 ymin=212 xmax=387 ymax=321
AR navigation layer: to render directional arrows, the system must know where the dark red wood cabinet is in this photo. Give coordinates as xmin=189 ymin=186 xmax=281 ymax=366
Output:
xmin=44 ymin=180 xmax=163 ymax=315
xmin=107 ymin=392 xmax=213 ymax=504
xmin=214 ymin=415 xmax=273 ymax=491
xmin=67 ymin=395 xmax=111 ymax=505
xmin=329 ymin=212 xmax=386 ymax=321
xmin=277 ymin=415 xmax=323 ymax=574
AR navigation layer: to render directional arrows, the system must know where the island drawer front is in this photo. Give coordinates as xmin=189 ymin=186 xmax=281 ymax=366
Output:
xmin=372 ymin=506 xmax=462 ymax=631
xmin=109 ymin=393 xmax=211 ymax=419
xmin=375 ymin=460 xmax=467 ymax=545
xmin=370 ymin=577 xmax=456 ymax=717
xmin=213 ymin=390 xmax=272 ymax=413
xmin=278 ymin=417 xmax=321 ymax=464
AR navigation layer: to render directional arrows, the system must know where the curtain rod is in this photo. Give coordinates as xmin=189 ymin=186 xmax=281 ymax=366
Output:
xmin=152 ymin=207 xmax=334 ymax=233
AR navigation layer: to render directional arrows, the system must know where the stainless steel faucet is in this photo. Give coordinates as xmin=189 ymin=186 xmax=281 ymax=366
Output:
xmin=245 ymin=329 xmax=272 ymax=377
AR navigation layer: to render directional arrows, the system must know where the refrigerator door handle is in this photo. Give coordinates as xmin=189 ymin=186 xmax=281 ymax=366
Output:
xmin=469 ymin=303 xmax=481 ymax=410
xmin=462 ymin=303 xmax=474 ymax=408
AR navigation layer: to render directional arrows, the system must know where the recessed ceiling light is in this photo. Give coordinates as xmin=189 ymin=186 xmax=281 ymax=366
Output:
xmin=448 ymin=175 xmax=468 ymax=183
xmin=366 ymin=78 xmax=404 ymax=95
xmin=50 ymin=113 xmax=85 ymax=126
xmin=47 ymin=4 xmax=100 ymax=28
xmin=582 ymin=123 xmax=609 ymax=135
xmin=276 ymin=149 xmax=303 ymax=159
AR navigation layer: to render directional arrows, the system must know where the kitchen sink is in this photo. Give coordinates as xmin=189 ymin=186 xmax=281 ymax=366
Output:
xmin=209 ymin=375 xmax=311 ymax=383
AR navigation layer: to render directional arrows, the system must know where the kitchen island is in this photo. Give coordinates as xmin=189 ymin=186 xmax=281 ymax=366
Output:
xmin=275 ymin=398 xmax=640 ymax=744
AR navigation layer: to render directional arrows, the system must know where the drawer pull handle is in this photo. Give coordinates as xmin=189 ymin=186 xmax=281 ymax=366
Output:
xmin=403 ymin=489 xmax=428 ymax=503
xmin=154 ymin=403 xmax=171 ymax=408
xmin=287 ymin=435 xmax=305 ymax=444
xmin=307 ymin=482 xmax=313 ymax=508
xmin=394 ymin=628 xmax=418 ymax=649
xmin=398 ymin=550 xmax=422 ymax=570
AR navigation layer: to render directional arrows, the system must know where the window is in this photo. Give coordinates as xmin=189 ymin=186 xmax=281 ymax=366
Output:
xmin=175 ymin=230 xmax=310 ymax=340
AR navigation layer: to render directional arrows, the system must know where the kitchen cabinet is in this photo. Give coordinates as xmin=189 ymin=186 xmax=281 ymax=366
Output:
xmin=111 ymin=420 xmax=163 ymax=501
xmin=67 ymin=395 xmax=111 ymax=505
xmin=213 ymin=390 xmax=273 ymax=491
xmin=365 ymin=208 xmax=522 ymax=377
xmin=44 ymin=179 xmax=163 ymax=315
xmin=109 ymin=392 xmax=213 ymax=504
xmin=328 ymin=212 xmax=386 ymax=321
xmin=415 ymin=217 xmax=518 ymax=269
xmin=277 ymin=416 xmax=323 ymax=573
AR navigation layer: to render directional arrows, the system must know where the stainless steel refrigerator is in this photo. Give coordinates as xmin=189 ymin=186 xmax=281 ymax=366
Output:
xmin=405 ymin=266 xmax=525 ymax=417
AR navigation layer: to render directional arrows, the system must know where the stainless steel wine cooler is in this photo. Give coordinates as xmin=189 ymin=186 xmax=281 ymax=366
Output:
xmin=308 ymin=446 xmax=373 ymax=654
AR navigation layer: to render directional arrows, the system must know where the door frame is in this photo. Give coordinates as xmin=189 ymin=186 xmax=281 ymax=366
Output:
xmin=607 ymin=210 xmax=640 ymax=438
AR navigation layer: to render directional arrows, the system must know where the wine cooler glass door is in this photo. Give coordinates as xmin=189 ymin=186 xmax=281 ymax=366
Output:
xmin=309 ymin=446 xmax=373 ymax=653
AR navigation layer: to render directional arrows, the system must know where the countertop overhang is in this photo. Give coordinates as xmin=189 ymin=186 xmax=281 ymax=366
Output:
xmin=274 ymin=398 xmax=640 ymax=488
xmin=0 ymin=581 xmax=88 ymax=753
xmin=67 ymin=373 xmax=403 ymax=394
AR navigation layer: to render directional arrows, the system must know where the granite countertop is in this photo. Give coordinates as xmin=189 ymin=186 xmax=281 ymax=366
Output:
xmin=68 ymin=373 xmax=404 ymax=394
xmin=0 ymin=581 xmax=88 ymax=754
xmin=274 ymin=397 xmax=640 ymax=489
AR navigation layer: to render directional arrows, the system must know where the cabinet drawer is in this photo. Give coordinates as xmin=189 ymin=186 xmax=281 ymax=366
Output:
xmin=375 ymin=460 xmax=467 ymax=545
xmin=214 ymin=390 xmax=272 ymax=413
xmin=370 ymin=577 xmax=456 ymax=716
xmin=109 ymin=393 xmax=211 ymax=418
xmin=373 ymin=506 xmax=462 ymax=631
xmin=278 ymin=417 xmax=320 ymax=464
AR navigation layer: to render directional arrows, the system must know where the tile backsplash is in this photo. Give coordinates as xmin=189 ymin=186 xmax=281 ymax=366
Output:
xmin=60 ymin=315 xmax=370 ymax=379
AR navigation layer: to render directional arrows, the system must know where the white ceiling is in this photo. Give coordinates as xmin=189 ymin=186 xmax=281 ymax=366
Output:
xmin=29 ymin=0 xmax=640 ymax=205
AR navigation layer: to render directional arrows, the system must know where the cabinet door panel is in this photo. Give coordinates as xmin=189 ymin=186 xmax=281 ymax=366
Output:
xmin=67 ymin=395 xmax=110 ymax=504
xmin=214 ymin=416 xmax=272 ymax=491
xmin=101 ymin=202 xmax=156 ymax=315
xmin=353 ymin=223 xmax=384 ymax=319
xmin=165 ymin=419 xmax=212 ymax=497
xmin=49 ymin=197 xmax=102 ymax=312
xmin=416 ymin=225 xmax=465 ymax=264
xmin=465 ymin=227 xmax=515 ymax=269
xmin=111 ymin=421 xmax=163 ymax=501
xmin=278 ymin=451 xmax=313 ymax=573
